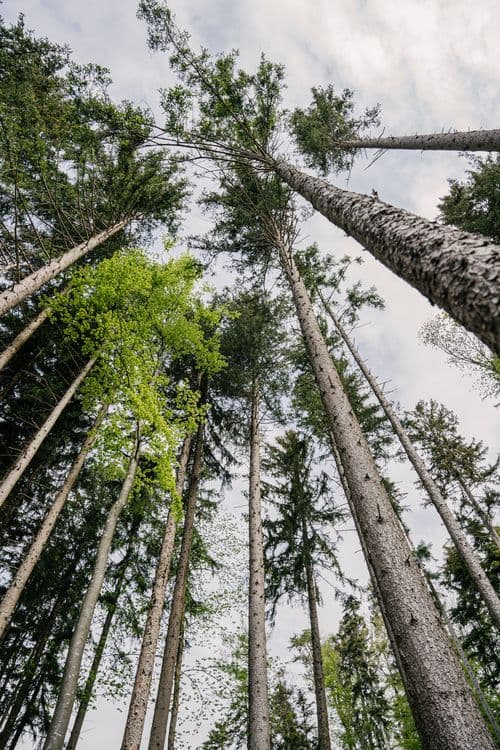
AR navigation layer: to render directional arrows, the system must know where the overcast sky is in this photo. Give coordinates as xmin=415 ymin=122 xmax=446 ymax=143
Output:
xmin=4 ymin=0 xmax=500 ymax=747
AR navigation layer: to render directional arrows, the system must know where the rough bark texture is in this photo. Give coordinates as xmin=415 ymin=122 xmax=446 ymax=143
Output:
xmin=166 ymin=617 xmax=185 ymax=750
xmin=339 ymin=129 xmax=500 ymax=152
xmin=319 ymin=291 xmax=500 ymax=629
xmin=0 ymin=405 xmax=106 ymax=640
xmin=248 ymin=381 xmax=271 ymax=750
xmin=121 ymin=435 xmax=192 ymax=750
xmin=0 ymin=307 xmax=49 ymax=373
xmin=303 ymin=536 xmax=331 ymax=750
xmin=0 ymin=357 xmax=96 ymax=509
xmin=0 ymin=219 xmax=129 ymax=318
xmin=276 ymin=239 xmax=495 ymax=750
xmin=147 ymin=423 xmax=204 ymax=750
xmin=458 ymin=479 xmax=500 ymax=548
xmin=274 ymin=160 xmax=500 ymax=354
xmin=42 ymin=433 xmax=141 ymax=750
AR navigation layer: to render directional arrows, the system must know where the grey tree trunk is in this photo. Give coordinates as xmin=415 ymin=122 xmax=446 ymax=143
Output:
xmin=121 ymin=435 xmax=192 ymax=750
xmin=66 ymin=529 xmax=137 ymax=750
xmin=0 ymin=307 xmax=49 ymax=374
xmin=0 ymin=219 xmax=129 ymax=318
xmin=0 ymin=404 xmax=106 ymax=640
xmin=302 ymin=527 xmax=331 ymax=750
xmin=0 ymin=357 xmax=96 ymax=509
xmin=147 ymin=422 xmax=204 ymax=750
xmin=318 ymin=290 xmax=500 ymax=629
xmin=275 ymin=236 xmax=495 ymax=750
xmin=42 ymin=431 xmax=141 ymax=750
xmin=338 ymin=129 xmax=500 ymax=152
xmin=166 ymin=616 xmax=185 ymax=750
xmin=248 ymin=380 xmax=271 ymax=750
xmin=457 ymin=479 xmax=500 ymax=548
xmin=274 ymin=160 xmax=500 ymax=354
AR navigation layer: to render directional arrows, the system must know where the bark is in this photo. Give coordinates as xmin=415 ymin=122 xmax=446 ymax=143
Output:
xmin=42 ymin=431 xmax=141 ymax=750
xmin=247 ymin=380 xmax=271 ymax=750
xmin=0 ymin=404 xmax=106 ymax=640
xmin=121 ymin=435 xmax=192 ymax=750
xmin=302 ymin=528 xmax=331 ymax=750
xmin=319 ymin=290 xmax=500 ymax=629
xmin=458 ymin=479 xmax=500 ymax=548
xmin=0 ymin=357 xmax=96 ymax=509
xmin=275 ymin=237 xmax=495 ymax=750
xmin=338 ymin=129 xmax=500 ymax=152
xmin=0 ymin=307 xmax=49 ymax=374
xmin=66 ymin=530 xmax=137 ymax=750
xmin=0 ymin=219 xmax=130 ymax=318
xmin=274 ymin=160 xmax=500 ymax=354
xmin=166 ymin=616 xmax=185 ymax=750
xmin=147 ymin=422 xmax=205 ymax=750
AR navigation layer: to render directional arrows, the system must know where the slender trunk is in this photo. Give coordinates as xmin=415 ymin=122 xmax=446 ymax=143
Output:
xmin=302 ymin=524 xmax=331 ymax=750
xmin=275 ymin=237 xmax=495 ymax=750
xmin=247 ymin=380 xmax=271 ymax=750
xmin=458 ymin=479 xmax=500 ymax=548
xmin=147 ymin=422 xmax=204 ymax=750
xmin=338 ymin=129 xmax=500 ymax=152
xmin=166 ymin=617 xmax=185 ymax=750
xmin=0 ymin=307 xmax=49 ymax=374
xmin=319 ymin=291 xmax=500 ymax=629
xmin=121 ymin=435 xmax=192 ymax=750
xmin=274 ymin=160 xmax=500 ymax=354
xmin=42 ymin=431 xmax=141 ymax=750
xmin=5 ymin=671 xmax=45 ymax=750
xmin=0 ymin=357 xmax=96 ymax=509
xmin=66 ymin=530 xmax=137 ymax=750
xmin=0 ymin=405 xmax=107 ymax=640
xmin=0 ymin=219 xmax=130 ymax=318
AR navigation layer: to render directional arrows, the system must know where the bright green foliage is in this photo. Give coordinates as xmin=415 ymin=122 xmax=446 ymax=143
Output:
xmin=438 ymin=155 xmax=500 ymax=242
xmin=263 ymin=430 xmax=345 ymax=618
xmin=290 ymin=85 xmax=380 ymax=175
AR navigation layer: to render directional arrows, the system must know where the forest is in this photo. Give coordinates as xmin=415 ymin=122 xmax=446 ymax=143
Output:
xmin=0 ymin=2 xmax=499 ymax=749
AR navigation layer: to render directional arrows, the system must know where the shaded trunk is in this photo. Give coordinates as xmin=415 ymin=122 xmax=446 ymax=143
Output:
xmin=458 ymin=479 xmax=500 ymax=548
xmin=5 ymin=671 xmax=44 ymax=750
xmin=66 ymin=529 xmax=137 ymax=750
xmin=166 ymin=616 xmax=185 ymax=750
xmin=147 ymin=422 xmax=204 ymax=750
xmin=0 ymin=357 xmax=96 ymax=509
xmin=121 ymin=435 xmax=192 ymax=750
xmin=0 ymin=307 xmax=49 ymax=374
xmin=275 ymin=237 xmax=495 ymax=750
xmin=302 ymin=524 xmax=331 ymax=750
xmin=0 ymin=404 xmax=107 ymax=640
xmin=248 ymin=380 xmax=271 ymax=750
xmin=0 ymin=219 xmax=130 ymax=318
xmin=42 ymin=430 xmax=141 ymax=750
xmin=338 ymin=129 xmax=500 ymax=152
xmin=274 ymin=160 xmax=500 ymax=354
xmin=319 ymin=290 xmax=500 ymax=629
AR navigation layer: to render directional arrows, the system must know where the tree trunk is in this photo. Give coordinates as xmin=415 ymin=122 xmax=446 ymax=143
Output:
xmin=0 ymin=404 xmax=107 ymax=640
xmin=457 ymin=479 xmax=500 ymax=548
xmin=0 ymin=356 xmax=96 ymax=509
xmin=318 ymin=290 xmax=500 ymax=629
xmin=147 ymin=422 xmax=204 ymax=750
xmin=275 ymin=237 xmax=495 ymax=750
xmin=274 ymin=160 xmax=500 ymax=354
xmin=121 ymin=435 xmax=192 ymax=750
xmin=166 ymin=616 xmax=185 ymax=750
xmin=302 ymin=528 xmax=331 ymax=750
xmin=338 ymin=129 xmax=500 ymax=152
xmin=247 ymin=380 xmax=271 ymax=750
xmin=66 ymin=529 xmax=137 ymax=750
xmin=0 ymin=307 xmax=49 ymax=374
xmin=0 ymin=219 xmax=130 ymax=318
xmin=42 ymin=430 xmax=141 ymax=750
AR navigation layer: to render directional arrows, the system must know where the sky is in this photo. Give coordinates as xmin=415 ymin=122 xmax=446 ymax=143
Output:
xmin=3 ymin=0 xmax=500 ymax=747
